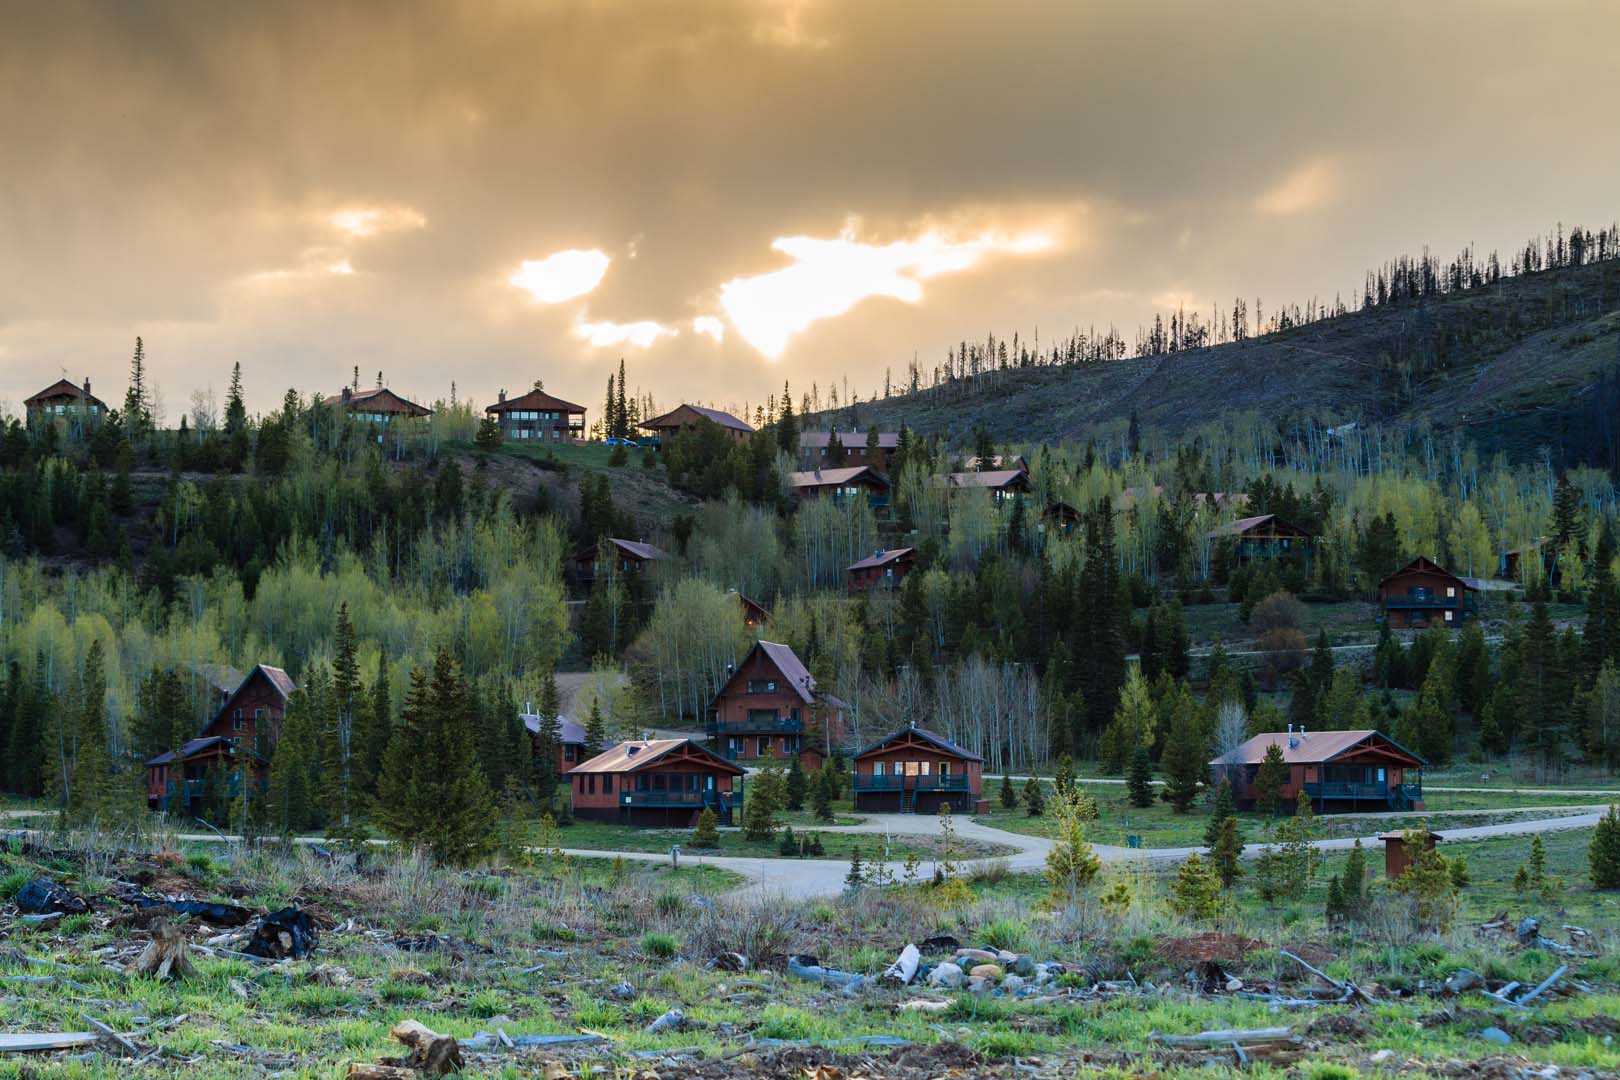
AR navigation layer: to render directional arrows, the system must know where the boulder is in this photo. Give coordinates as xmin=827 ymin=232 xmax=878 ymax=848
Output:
xmin=966 ymin=976 xmax=992 ymax=994
xmin=1000 ymin=974 xmax=1026 ymax=993
xmin=969 ymin=964 xmax=1004 ymax=980
xmin=610 ymin=982 xmax=636 ymax=1001
xmin=956 ymin=948 xmax=998 ymax=965
xmin=1009 ymin=955 xmax=1037 ymax=978
xmin=926 ymin=962 xmax=965 ymax=989
xmin=1479 ymin=1027 xmax=1513 ymax=1046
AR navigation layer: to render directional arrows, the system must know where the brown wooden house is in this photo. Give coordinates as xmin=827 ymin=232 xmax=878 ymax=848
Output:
xmin=1379 ymin=556 xmax=1480 ymax=629
xmin=852 ymin=724 xmax=983 ymax=815
xmin=935 ymin=470 xmax=1031 ymax=504
xmin=145 ymin=664 xmax=296 ymax=812
xmin=1207 ymin=513 xmax=1313 ymax=565
xmin=24 ymin=378 xmax=105 ymax=430
xmin=729 ymin=590 xmax=771 ymax=630
xmin=641 ymin=404 xmax=754 ymax=447
xmin=799 ymin=430 xmax=899 ymax=472
xmin=1210 ymin=727 xmax=1426 ymax=814
xmin=565 ymin=738 xmax=745 ymax=826
xmin=573 ymin=537 xmax=664 ymax=581
xmin=485 ymin=387 xmax=586 ymax=444
xmin=325 ymin=385 xmax=433 ymax=423
xmin=706 ymin=640 xmax=845 ymax=767
xmin=1042 ymin=501 xmax=1082 ymax=537
xmin=522 ymin=712 xmax=588 ymax=777
xmin=847 ymin=547 xmax=916 ymax=593
xmin=787 ymin=466 xmax=890 ymax=508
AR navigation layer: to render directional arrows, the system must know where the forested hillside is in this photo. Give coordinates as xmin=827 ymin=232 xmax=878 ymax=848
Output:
xmin=825 ymin=225 xmax=1620 ymax=470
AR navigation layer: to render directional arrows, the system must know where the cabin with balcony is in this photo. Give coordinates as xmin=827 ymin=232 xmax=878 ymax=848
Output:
xmin=787 ymin=466 xmax=890 ymax=509
xmin=24 ymin=378 xmax=105 ymax=431
xmin=1042 ymin=501 xmax=1082 ymax=537
xmin=1210 ymin=727 xmax=1426 ymax=814
xmin=145 ymin=664 xmax=296 ymax=812
xmin=1379 ymin=557 xmax=1480 ymax=629
xmin=707 ymin=640 xmax=843 ymax=767
xmin=935 ymin=470 xmax=1031 ymax=505
xmin=485 ymin=387 xmax=586 ymax=444
xmin=852 ymin=724 xmax=983 ymax=815
xmin=1208 ymin=514 xmax=1313 ymax=566
xmin=799 ymin=430 xmax=899 ymax=472
xmin=640 ymin=404 xmax=754 ymax=448
xmin=522 ymin=713 xmax=588 ymax=777
xmin=325 ymin=385 xmax=433 ymax=424
xmin=847 ymin=547 xmax=916 ymax=593
xmin=573 ymin=537 xmax=664 ymax=581
xmin=565 ymin=738 xmax=745 ymax=826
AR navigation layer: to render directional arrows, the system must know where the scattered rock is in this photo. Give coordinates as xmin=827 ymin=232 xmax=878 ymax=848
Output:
xmin=1009 ymin=955 xmax=1036 ymax=978
xmin=1000 ymin=974 xmax=1026 ymax=993
xmin=926 ymin=962 xmax=965 ymax=989
xmin=956 ymin=948 xmax=998 ymax=965
xmin=1479 ymin=1026 xmax=1513 ymax=1046
xmin=610 ymin=982 xmax=637 ymax=1001
xmin=968 ymin=964 xmax=1003 ymax=981
xmin=966 ymin=976 xmax=991 ymax=994
xmin=1444 ymin=969 xmax=1485 ymax=995
xmin=1370 ymin=1049 xmax=1397 ymax=1064
xmin=646 ymin=1008 xmax=685 ymax=1034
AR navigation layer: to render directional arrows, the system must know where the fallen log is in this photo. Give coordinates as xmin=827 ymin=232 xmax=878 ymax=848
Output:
xmin=1517 ymin=965 xmax=1568 ymax=1006
xmin=881 ymin=944 xmax=920 ymax=987
xmin=459 ymin=1032 xmax=605 ymax=1052
xmin=787 ymin=955 xmax=870 ymax=993
xmin=0 ymin=1032 xmax=103 ymax=1053
xmin=1149 ymin=1027 xmax=1297 ymax=1049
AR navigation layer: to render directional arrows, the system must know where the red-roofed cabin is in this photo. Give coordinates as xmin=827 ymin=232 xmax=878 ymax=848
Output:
xmin=852 ymin=725 xmax=983 ymax=815
xmin=1210 ymin=727 xmax=1426 ymax=814
xmin=847 ymin=547 xmax=915 ymax=593
xmin=1379 ymin=557 xmax=1480 ymax=629
xmin=24 ymin=378 xmax=106 ymax=430
xmin=565 ymin=738 xmax=745 ymax=826
xmin=486 ymin=387 xmax=586 ymax=443
xmin=706 ymin=640 xmax=844 ymax=767
xmin=325 ymin=385 xmax=433 ymax=422
xmin=145 ymin=664 xmax=295 ymax=812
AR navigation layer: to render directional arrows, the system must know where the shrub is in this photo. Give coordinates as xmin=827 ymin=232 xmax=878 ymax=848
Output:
xmin=981 ymin=918 xmax=1033 ymax=953
xmin=1169 ymin=852 xmax=1224 ymax=920
xmin=639 ymin=932 xmax=679 ymax=959
xmin=1591 ymin=805 xmax=1620 ymax=889
xmin=654 ymin=893 xmax=685 ymax=918
xmin=690 ymin=808 xmax=720 ymax=849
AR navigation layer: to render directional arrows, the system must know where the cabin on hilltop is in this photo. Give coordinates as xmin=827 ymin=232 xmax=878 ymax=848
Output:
xmin=573 ymin=538 xmax=664 ymax=581
xmin=145 ymin=664 xmax=296 ymax=813
xmin=706 ymin=639 xmax=845 ymax=767
xmin=24 ymin=378 xmax=105 ymax=430
xmin=565 ymin=738 xmax=745 ymax=826
xmin=1210 ymin=727 xmax=1426 ymax=814
xmin=847 ymin=547 xmax=915 ymax=593
xmin=852 ymin=724 xmax=983 ymax=815
xmin=485 ymin=387 xmax=586 ymax=444
xmin=1378 ymin=556 xmax=1480 ymax=628
xmin=641 ymin=404 xmax=754 ymax=448
xmin=799 ymin=430 xmax=899 ymax=472
xmin=787 ymin=466 xmax=890 ymax=508
xmin=325 ymin=386 xmax=433 ymax=424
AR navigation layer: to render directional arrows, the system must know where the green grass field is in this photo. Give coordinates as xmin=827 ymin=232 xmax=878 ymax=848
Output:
xmin=558 ymin=816 xmax=1014 ymax=861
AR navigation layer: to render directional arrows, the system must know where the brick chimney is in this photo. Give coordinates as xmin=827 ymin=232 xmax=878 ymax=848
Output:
xmin=83 ymin=377 xmax=91 ymax=394
xmin=341 ymin=386 xmax=352 ymax=404
xmin=498 ymin=389 xmax=507 ymax=403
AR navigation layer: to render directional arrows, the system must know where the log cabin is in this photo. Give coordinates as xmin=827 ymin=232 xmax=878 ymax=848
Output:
xmin=798 ymin=430 xmax=899 ymax=472
xmin=24 ymin=378 xmax=105 ymax=430
xmin=1207 ymin=513 xmax=1313 ymax=566
xmin=640 ymin=404 xmax=754 ymax=448
xmin=324 ymin=385 xmax=433 ymax=423
xmin=145 ymin=664 xmax=296 ymax=812
xmin=786 ymin=466 xmax=890 ymax=508
xmin=1378 ymin=556 xmax=1481 ymax=629
xmin=573 ymin=537 xmax=664 ymax=581
xmin=565 ymin=738 xmax=745 ymax=826
xmin=847 ymin=547 xmax=916 ymax=593
xmin=1210 ymin=727 xmax=1426 ymax=814
xmin=706 ymin=640 xmax=844 ymax=767
xmin=521 ymin=712 xmax=588 ymax=777
xmin=728 ymin=590 xmax=771 ymax=631
xmin=1042 ymin=501 xmax=1082 ymax=537
xmin=852 ymin=724 xmax=984 ymax=815
xmin=934 ymin=470 xmax=1031 ymax=505
xmin=485 ymin=387 xmax=586 ymax=444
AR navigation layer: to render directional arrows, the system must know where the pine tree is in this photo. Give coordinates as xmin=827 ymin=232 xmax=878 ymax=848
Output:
xmin=1340 ymin=837 xmax=1368 ymax=915
xmin=692 ymin=807 xmax=721 ymax=849
xmin=583 ymin=699 xmax=606 ymax=759
xmin=785 ymin=756 xmax=807 ymax=811
xmin=269 ymin=681 xmax=325 ymax=834
xmin=1523 ymin=602 xmax=1567 ymax=780
xmin=66 ymin=640 xmax=111 ymax=824
xmin=999 ymin=772 xmax=1017 ymax=809
xmin=1022 ymin=776 xmax=1045 ymax=816
xmin=1590 ymin=804 xmax=1620 ymax=890
xmin=1205 ymin=776 xmax=1237 ymax=847
xmin=475 ymin=414 xmax=502 ymax=452
xmin=1527 ymin=833 xmax=1548 ymax=896
xmin=1053 ymin=753 xmax=1075 ymax=801
xmin=325 ymin=602 xmax=364 ymax=837
xmin=844 ymin=845 xmax=865 ymax=889
xmin=1169 ymin=852 xmax=1224 ymax=919
xmin=124 ymin=337 xmax=151 ymax=445
xmin=1044 ymin=792 xmax=1101 ymax=907
xmin=364 ymin=652 xmax=392 ymax=792
xmin=1210 ymin=816 xmax=1244 ymax=888
xmin=1126 ymin=745 xmax=1155 ymax=807
xmin=1159 ymin=697 xmax=1206 ymax=813
xmin=741 ymin=780 xmax=777 ymax=840
xmin=1255 ymin=741 xmax=1288 ymax=816
xmin=810 ymin=766 xmax=836 ymax=822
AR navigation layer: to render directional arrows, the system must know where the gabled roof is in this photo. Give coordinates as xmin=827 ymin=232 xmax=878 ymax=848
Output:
xmin=24 ymin=379 xmax=105 ymax=409
xmin=486 ymin=388 xmax=587 ymax=414
xmin=324 ymin=386 xmax=432 ymax=418
xmin=800 ymin=430 xmax=900 ymax=450
xmin=1211 ymin=728 xmax=1426 ymax=768
xmin=642 ymin=403 xmax=754 ymax=434
xmin=787 ymin=466 xmax=889 ymax=490
xmin=520 ymin=714 xmax=588 ymax=745
xmin=146 ymin=736 xmax=231 ymax=767
xmin=936 ymin=470 xmax=1031 ymax=491
xmin=848 ymin=547 xmax=914 ymax=571
xmin=600 ymin=538 xmax=663 ymax=562
xmin=564 ymin=737 xmax=745 ymax=776
xmin=208 ymin=665 xmax=296 ymax=733
xmin=1379 ymin=556 xmax=1477 ymax=591
xmin=730 ymin=590 xmax=771 ymax=623
xmin=1207 ymin=513 xmax=1312 ymax=539
xmin=721 ymin=640 xmax=816 ymax=704
xmin=856 ymin=725 xmax=983 ymax=763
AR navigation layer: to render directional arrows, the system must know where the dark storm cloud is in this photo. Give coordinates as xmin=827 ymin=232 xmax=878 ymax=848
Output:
xmin=1 ymin=0 xmax=1616 ymax=417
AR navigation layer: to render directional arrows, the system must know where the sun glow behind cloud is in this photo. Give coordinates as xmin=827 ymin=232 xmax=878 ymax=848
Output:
xmin=574 ymin=315 xmax=677 ymax=348
xmin=510 ymin=249 xmax=612 ymax=303
xmin=1254 ymin=157 xmax=1340 ymax=216
xmin=692 ymin=315 xmax=725 ymax=342
xmin=719 ymin=223 xmax=1056 ymax=358
xmin=328 ymin=206 xmax=428 ymax=238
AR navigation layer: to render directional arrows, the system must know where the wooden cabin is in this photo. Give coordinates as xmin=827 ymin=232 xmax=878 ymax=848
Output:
xmin=1210 ymin=727 xmax=1426 ymax=814
xmin=847 ymin=547 xmax=916 ymax=593
xmin=325 ymin=385 xmax=433 ymax=423
xmin=1379 ymin=557 xmax=1480 ymax=629
xmin=485 ymin=387 xmax=586 ymax=444
xmin=1042 ymin=501 xmax=1082 ymax=537
xmin=565 ymin=738 xmax=745 ymax=826
xmin=799 ymin=430 xmax=899 ymax=472
xmin=24 ymin=378 xmax=105 ymax=430
xmin=640 ymin=404 xmax=754 ymax=448
xmin=1379 ymin=828 xmax=1442 ymax=879
xmin=706 ymin=640 xmax=844 ymax=767
xmin=786 ymin=466 xmax=890 ymax=508
xmin=935 ymin=470 xmax=1031 ymax=504
xmin=730 ymin=590 xmax=771 ymax=631
xmin=522 ymin=713 xmax=588 ymax=777
xmin=145 ymin=664 xmax=295 ymax=811
xmin=573 ymin=537 xmax=664 ymax=581
xmin=852 ymin=725 xmax=983 ymax=815
xmin=1207 ymin=513 xmax=1313 ymax=565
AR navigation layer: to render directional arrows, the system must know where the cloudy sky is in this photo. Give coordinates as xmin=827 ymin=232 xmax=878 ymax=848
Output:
xmin=3 ymin=0 xmax=1617 ymax=422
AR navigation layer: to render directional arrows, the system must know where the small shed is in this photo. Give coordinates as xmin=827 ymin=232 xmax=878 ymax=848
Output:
xmin=1378 ymin=828 xmax=1442 ymax=879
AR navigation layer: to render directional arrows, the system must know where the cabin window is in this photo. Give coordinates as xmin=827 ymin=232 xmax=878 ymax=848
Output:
xmin=873 ymin=762 xmax=885 ymax=776
xmin=653 ymin=774 xmax=667 ymax=791
xmin=1446 ymin=586 xmax=1456 ymax=597
xmin=1444 ymin=610 xmax=1454 ymax=622
xmin=757 ymin=736 xmax=770 ymax=757
xmin=602 ymin=776 xmax=612 ymax=794
xmin=587 ymin=776 xmax=596 ymax=795
xmin=233 ymin=715 xmax=244 ymax=732
xmin=564 ymin=745 xmax=577 ymax=762
xmin=1377 ymin=768 xmax=1386 ymax=782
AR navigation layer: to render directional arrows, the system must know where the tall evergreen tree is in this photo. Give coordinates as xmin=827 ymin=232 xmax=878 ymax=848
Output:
xmin=1255 ymin=741 xmax=1288 ymax=816
xmin=1126 ymin=745 xmax=1155 ymax=807
xmin=1159 ymin=693 xmax=1207 ymax=812
xmin=324 ymin=602 xmax=364 ymax=835
xmin=1522 ymin=602 xmax=1567 ymax=780
xmin=66 ymin=640 xmax=111 ymax=822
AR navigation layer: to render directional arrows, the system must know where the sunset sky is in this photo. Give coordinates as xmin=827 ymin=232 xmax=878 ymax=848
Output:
xmin=3 ymin=0 xmax=1617 ymax=421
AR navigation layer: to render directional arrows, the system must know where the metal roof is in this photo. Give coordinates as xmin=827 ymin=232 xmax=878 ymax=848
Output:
xmin=855 ymin=725 xmax=983 ymax=763
xmin=563 ymin=737 xmax=745 ymax=776
xmin=1211 ymin=728 xmax=1426 ymax=767
xmin=847 ymin=547 xmax=914 ymax=571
